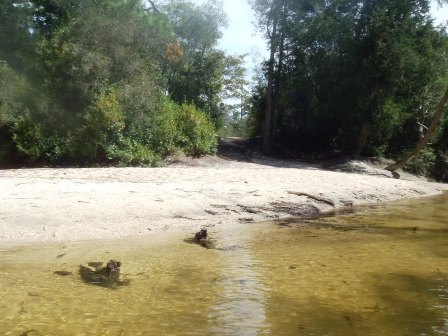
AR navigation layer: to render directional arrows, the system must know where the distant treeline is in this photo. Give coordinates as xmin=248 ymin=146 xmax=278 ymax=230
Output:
xmin=250 ymin=0 xmax=448 ymax=180
xmin=2 ymin=1 xmax=448 ymax=180
xmin=0 ymin=0 xmax=247 ymax=166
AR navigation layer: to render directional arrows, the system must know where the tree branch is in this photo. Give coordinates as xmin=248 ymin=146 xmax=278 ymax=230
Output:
xmin=385 ymin=85 xmax=448 ymax=172
xmin=145 ymin=0 xmax=160 ymax=13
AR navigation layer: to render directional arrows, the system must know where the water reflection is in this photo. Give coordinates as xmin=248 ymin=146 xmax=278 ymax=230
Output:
xmin=431 ymin=278 xmax=448 ymax=335
xmin=210 ymin=226 xmax=270 ymax=335
xmin=254 ymin=192 xmax=448 ymax=335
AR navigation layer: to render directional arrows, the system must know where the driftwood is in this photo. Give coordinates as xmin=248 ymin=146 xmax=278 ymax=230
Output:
xmin=174 ymin=215 xmax=206 ymax=221
xmin=287 ymin=191 xmax=335 ymax=207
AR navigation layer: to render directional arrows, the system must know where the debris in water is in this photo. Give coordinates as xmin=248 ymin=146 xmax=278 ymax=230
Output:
xmin=53 ymin=271 xmax=72 ymax=276
xmin=238 ymin=217 xmax=255 ymax=223
xmin=20 ymin=330 xmax=41 ymax=336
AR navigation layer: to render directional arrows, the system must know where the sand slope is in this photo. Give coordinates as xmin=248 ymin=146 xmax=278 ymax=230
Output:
xmin=0 ymin=159 xmax=446 ymax=244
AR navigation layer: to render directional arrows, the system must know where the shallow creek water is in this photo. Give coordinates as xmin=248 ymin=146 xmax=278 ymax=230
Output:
xmin=1 ymin=193 xmax=448 ymax=335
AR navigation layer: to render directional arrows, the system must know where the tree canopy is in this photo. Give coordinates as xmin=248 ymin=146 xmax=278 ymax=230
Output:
xmin=0 ymin=0 xmax=246 ymax=166
xmin=250 ymin=0 xmax=448 ymax=179
xmin=1 ymin=0 xmax=448 ymax=180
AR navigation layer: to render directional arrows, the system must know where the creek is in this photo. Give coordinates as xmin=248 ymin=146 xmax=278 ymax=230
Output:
xmin=1 ymin=193 xmax=448 ymax=335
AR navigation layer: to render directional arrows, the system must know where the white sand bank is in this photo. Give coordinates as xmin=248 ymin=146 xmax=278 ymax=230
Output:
xmin=0 ymin=159 xmax=446 ymax=244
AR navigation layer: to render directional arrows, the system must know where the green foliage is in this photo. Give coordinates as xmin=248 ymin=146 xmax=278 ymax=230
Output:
xmin=69 ymin=88 xmax=216 ymax=164
xmin=71 ymin=88 xmax=125 ymax=161
xmin=251 ymin=0 xmax=448 ymax=178
xmin=12 ymin=116 xmax=43 ymax=160
xmin=403 ymin=147 xmax=437 ymax=176
xmin=176 ymin=103 xmax=217 ymax=155
xmin=366 ymin=98 xmax=411 ymax=155
xmin=165 ymin=49 xmax=228 ymax=128
xmin=161 ymin=1 xmax=235 ymax=128
xmin=0 ymin=62 xmax=35 ymax=126
xmin=143 ymin=97 xmax=179 ymax=155
xmin=65 ymin=87 xmax=216 ymax=165
xmin=108 ymin=140 xmax=162 ymax=167
xmin=0 ymin=0 xmax=229 ymax=167
xmin=12 ymin=115 xmax=67 ymax=163
xmin=431 ymin=119 xmax=448 ymax=181
xmin=433 ymin=150 xmax=448 ymax=181
xmin=0 ymin=62 xmax=64 ymax=163
xmin=0 ymin=63 xmax=19 ymax=125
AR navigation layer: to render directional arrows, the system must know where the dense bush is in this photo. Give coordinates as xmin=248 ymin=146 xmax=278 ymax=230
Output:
xmin=12 ymin=116 xmax=67 ymax=163
xmin=0 ymin=1 xmax=225 ymax=167
xmin=71 ymin=88 xmax=125 ymax=161
xmin=1 ymin=81 xmax=217 ymax=167
xmin=402 ymin=147 xmax=437 ymax=176
xmin=176 ymin=103 xmax=217 ymax=155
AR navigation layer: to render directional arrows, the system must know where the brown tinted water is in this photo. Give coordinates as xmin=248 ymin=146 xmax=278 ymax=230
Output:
xmin=1 ymin=193 xmax=448 ymax=335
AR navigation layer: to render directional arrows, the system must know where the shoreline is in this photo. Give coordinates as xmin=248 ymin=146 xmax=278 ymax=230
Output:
xmin=1 ymin=159 xmax=447 ymax=246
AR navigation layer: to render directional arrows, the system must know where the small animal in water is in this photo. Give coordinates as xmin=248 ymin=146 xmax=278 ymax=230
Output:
xmin=79 ymin=259 xmax=128 ymax=287
xmin=194 ymin=228 xmax=208 ymax=242
xmin=104 ymin=260 xmax=121 ymax=281
xmin=191 ymin=228 xmax=213 ymax=248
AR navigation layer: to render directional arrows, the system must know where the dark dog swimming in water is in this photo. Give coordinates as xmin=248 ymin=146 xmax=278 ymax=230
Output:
xmin=79 ymin=259 xmax=129 ymax=288
xmin=194 ymin=228 xmax=208 ymax=242
xmin=191 ymin=228 xmax=214 ymax=249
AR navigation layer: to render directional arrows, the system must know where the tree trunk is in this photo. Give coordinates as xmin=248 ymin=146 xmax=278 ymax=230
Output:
xmin=354 ymin=122 xmax=371 ymax=156
xmin=271 ymin=0 xmax=286 ymax=147
xmin=385 ymin=85 xmax=448 ymax=172
xmin=262 ymin=7 xmax=278 ymax=154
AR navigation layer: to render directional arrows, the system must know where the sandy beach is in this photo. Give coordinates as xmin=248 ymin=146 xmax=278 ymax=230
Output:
xmin=1 ymin=152 xmax=447 ymax=245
